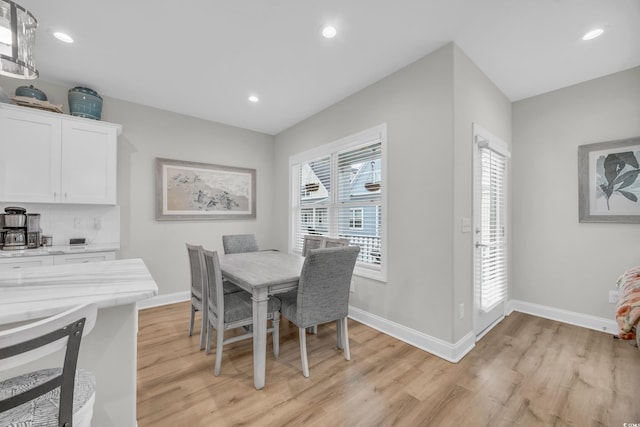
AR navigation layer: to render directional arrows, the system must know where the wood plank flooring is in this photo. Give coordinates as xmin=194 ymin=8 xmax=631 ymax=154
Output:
xmin=137 ymin=302 xmax=640 ymax=426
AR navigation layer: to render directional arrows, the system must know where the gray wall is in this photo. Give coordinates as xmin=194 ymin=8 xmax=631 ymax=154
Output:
xmin=0 ymin=76 xmax=276 ymax=296
xmin=512 ymin=66 xmax=640 ymax=319
xmin=5 ymin=51 xmax=633 ymax=346
xmin=452 ymin=46 xmax=512 ymax=341
xmin=274 ymin=43 xmax=511 ymax=343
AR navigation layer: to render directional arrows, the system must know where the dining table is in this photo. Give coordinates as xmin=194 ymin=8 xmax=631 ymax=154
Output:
xmin=219 ymin=250 xmax=304 ymax=389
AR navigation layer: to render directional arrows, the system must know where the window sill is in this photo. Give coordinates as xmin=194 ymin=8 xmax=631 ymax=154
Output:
xmin=354 ymin=265 xmax=387 ymax=283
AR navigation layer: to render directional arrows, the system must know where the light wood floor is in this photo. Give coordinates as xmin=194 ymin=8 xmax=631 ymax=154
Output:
xmin=137 ymin=302 xmax=640 ymax=426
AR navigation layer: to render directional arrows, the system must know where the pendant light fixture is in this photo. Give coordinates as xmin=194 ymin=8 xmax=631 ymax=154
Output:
xmin=0 ymin=0 xmax=38 ymax=79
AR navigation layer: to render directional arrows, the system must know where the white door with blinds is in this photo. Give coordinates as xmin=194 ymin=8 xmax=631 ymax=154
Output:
xmin=473 ymin=124 xmax=510 ymax=338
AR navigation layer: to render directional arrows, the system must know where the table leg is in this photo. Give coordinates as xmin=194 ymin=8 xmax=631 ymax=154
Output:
xmin=251 ymin=287 xmax=269 ymax=389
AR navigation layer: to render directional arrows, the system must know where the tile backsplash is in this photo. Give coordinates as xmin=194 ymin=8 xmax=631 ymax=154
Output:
xmin=0 ymin=203 xmax=119 ymax=246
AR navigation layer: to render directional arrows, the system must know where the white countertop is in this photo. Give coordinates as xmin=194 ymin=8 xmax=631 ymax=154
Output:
xmin=0 ymin=242 xmax=119 ymax=258
xmin=0 ymin=258 xmax=158 ymax=325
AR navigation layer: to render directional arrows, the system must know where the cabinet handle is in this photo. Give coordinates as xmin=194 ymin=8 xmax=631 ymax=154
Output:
xmin=53 ymin=192 xmax=57 ymax=199
xmin=64 ymin=192 xmax=68 ymax=200
xmin=12 ymin=266 xmax=21 ymax=268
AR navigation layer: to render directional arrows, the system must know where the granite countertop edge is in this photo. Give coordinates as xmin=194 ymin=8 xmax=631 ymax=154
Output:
xmin=0 ymin=243 xmax=120 ymax=259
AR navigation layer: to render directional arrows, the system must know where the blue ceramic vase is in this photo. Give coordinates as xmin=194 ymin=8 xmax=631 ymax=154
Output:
xmin=68 ymin=86 xmax=103 ymax=120
xmin=15 ymin=85 xmax=48 ymax=101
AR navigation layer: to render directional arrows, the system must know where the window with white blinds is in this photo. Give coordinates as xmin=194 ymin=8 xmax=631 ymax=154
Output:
xmin=290 ymin=124 xmax=387 ymax=281
xmin=477 ymin=142 xmax=508 ymax=312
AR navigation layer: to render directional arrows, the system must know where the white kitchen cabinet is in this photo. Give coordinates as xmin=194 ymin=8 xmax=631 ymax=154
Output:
xmin=0 ymin=104 xmax=121 ymax=205
xmin=53 ymin=251 xmax=116 ymax=265
xmin=0 ymin=255 xmax=54 ymax=270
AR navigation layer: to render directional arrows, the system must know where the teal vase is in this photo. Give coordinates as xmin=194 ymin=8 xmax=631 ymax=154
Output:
xmin=68 ymin=86 xmax=103 ymax=120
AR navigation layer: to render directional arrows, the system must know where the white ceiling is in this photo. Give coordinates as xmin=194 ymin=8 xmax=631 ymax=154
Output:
xmin=14 ymin=0 xmax=640 ymax=135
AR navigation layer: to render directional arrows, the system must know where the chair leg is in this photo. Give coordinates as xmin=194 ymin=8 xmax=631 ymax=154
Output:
xmin=273 ymin=312 xmax=280 ymax=359
xmin=189 ymin=305 xmax=195 ymax=336
xmin=342 ymin=317 xmax=350 ymax=361
xmin=214 ymin=322 xmax=224 ymax=376
xmin=199 ymin=318 xmax=206 ymax=351
xmin=336 ymin=319 xmax=343 ymax=349
xmin=299 ymin=327 xmax=309 ymax=378
xmin=205 ymin=320 xmax=213 ymax=355
xmin=306 ymin=325 xmax=318 ymax=334
xmin=199 ymin=306 xmax=208 ymax=351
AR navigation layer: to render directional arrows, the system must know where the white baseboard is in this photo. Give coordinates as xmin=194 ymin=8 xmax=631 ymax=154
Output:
xmin=348 ymin=305 xmax=475 ymax=363
xmin=137 ymin=295 xmax=617 ymax=361
xmin=507 ymin=299 xmax=618 ymax=335
xmin=137 ymin=291 xmax=189 ymax=310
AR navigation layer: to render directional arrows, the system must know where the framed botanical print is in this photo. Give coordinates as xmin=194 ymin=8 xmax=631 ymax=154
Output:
xmin=578 ymin=137 xmax=640 ymax=223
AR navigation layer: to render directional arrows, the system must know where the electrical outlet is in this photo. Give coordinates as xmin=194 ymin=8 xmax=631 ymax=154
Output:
xmin=608 ymin=290 xmax=619 ymax=304
xmin=74 ymin=217 xmax=82 ymax=228
xmin=94 ymin=218 xmax=102 ymax=230
xmin=459 ymin=303 xmax=464 ymax=319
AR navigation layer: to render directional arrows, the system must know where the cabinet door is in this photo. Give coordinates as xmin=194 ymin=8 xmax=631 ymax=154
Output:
xmin=0 ymin=109 xmax=62 ymax=203
xmin=61 ymin=121 xmax=117 ymax=204
xmin=0 ymin=256 xmax=54 ymax=270
xmin=54 ymin=251 xmax=116 ymax=265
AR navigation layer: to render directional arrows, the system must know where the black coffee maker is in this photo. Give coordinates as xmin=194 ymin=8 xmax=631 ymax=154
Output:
xmin=1 ymin=207 xmax=41 ymax=250
xmin=2 ymin=207 xmax=27 ymax=250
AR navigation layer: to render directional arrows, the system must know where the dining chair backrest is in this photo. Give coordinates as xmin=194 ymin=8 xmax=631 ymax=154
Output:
xmin=0 ymin=303 xmax=97 ymax=425
xmin=302 ymin=235 xmax=323 ymax=256
xmin=186 ymin=243 xmax=206 ymax=302
xmin=322 ymin=237 xmax=350 ymax=249
xmin=202 ymin=248 xmax=225 ymax=319
xmin=222 ymin=234 xmax=259 ymax=254
xmin=295 ymin=246 xmax=360 ymax=328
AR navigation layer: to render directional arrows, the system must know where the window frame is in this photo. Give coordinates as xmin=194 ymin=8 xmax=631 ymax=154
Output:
xmin=289 ymin=124 xmax=387 ymax=282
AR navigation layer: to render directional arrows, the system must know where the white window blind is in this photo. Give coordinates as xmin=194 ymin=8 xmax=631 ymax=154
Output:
xmin=290 ymin=125 xmax=386 ymax=281
xmin=477 ymin=142 xmax=508 ymax=312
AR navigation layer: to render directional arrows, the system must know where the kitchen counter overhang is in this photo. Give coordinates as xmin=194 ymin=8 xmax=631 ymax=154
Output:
xmin=0 ymin=258 xmax=157 ymax=324
xmin=0 ymin=258 xmax=158 ymax=427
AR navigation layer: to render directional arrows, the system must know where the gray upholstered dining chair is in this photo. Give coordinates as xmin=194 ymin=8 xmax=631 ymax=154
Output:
xmin=201 ymin=247 xmax=281 ymax=376
xmin=302 ymin=234 xmax=323 ymax=256
xmin=188 ymin=243 xmax=242 ymax=348
xmin=304 ymin=236 xmax=351 ymax=335
xmin=222 ymin=234 xmax=260 ymax=254
xmin=186 ymin=243 xmax=208 ymax=350
xmin=0 ymin=303 xmax=98 ymax=427
xmin=278 ymin=245 xmax=360 ymax=377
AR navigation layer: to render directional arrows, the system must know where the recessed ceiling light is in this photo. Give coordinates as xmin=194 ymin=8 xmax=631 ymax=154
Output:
xmin=582 ymin=28 xmax=604 ymax=41
xmin=322 ymin=26 xmax=337 ymax=39
xmin=248 ymin=95 xmax=259 ymax=103
xmin=53 ymin=32 xmax=74 ymax=43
